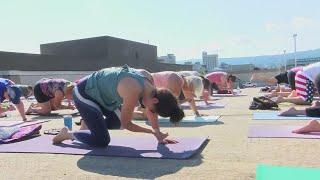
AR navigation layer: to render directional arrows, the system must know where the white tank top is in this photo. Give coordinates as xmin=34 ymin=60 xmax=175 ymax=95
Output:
xmin=302 ymin=62 xmax=320 ymax=83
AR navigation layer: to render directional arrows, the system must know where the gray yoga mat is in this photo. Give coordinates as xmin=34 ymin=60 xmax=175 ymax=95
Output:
xmin=248 ymin=125 xmax=320 ymax=139
xmin=0 ymin=135 xmax=207 ymax=159
xmin=253 ymin=112 xmax=320 ymax=120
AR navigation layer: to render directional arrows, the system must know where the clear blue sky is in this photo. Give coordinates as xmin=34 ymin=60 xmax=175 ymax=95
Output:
xmin=1 ymin=0 xmax=319 ymax=60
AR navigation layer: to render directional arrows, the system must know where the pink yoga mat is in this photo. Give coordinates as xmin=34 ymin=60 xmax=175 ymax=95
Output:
xmin=0 ymin=135 xmax=207 ymax=159
xmin=0 ymin=120 xmax=50 ymax=128
xmin=248 ymin=125 xmax=320 ymax=139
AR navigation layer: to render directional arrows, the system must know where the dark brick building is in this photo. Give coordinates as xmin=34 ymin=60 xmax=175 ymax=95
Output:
xmin=0 ymin=36 xmax=191 ymax=72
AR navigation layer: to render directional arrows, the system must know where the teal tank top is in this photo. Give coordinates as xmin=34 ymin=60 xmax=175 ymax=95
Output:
xmin=84 ymin=65 xmax=146 ymax=111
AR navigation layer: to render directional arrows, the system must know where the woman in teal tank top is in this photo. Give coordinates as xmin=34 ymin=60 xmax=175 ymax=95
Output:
xmin=53 ymin=65 xmax=184 ymax=147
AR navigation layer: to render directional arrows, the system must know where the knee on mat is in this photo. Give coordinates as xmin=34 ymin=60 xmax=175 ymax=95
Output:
xmin=94 ymin=136 xmax=111 ymax=147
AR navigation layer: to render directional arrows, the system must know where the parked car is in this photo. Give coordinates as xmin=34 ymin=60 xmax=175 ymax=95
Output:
xmin=243 ymin=82 xmax=257 ymax=88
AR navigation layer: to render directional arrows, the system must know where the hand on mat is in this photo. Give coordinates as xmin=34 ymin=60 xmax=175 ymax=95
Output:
xmin=154 ymin=131 xmax=178 ymax=144
xmin=67 ymin=104 xmax=76 ymax=110
xmin=160 ymin=138 xmax=179 ymax=144
xmin=279 ymin=107 xmax=298 ymax=116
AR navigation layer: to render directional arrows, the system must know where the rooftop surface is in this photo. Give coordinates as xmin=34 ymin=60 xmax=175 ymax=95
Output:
xmin=0 ymin=88 xmax=318 ymax=180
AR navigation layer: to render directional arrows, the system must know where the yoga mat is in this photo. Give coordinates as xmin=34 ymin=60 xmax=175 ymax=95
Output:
xmin=211 ymin=93 xmax=247 ymax=97
xmin=248 ymin=125 xmax=320 ymax=139
xmin=253 ymin=112 xmax=320 ymax=120
xmin=0 ymin=120 xmax=50 ymax=128
xmin=158 ymin=115 xmax=220 ymax=123
xmin=180 ymin=102 xmax=225 ymax=110
xmin=256 ymin=164 xmax=320 ymax=180
xmin=0 ymin=135 xmax=207 ymax=159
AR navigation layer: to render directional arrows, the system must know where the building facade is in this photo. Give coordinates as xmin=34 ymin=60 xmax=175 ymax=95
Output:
xmin=286 ymin=57 xmax=320 ymax=69
xmin=0 ymin=36 xmax=191 ymax=84
xmin=202 ymin=51 xmax=218 ymax=71
xmin=157 ymin=54 xmax=176 ymax=64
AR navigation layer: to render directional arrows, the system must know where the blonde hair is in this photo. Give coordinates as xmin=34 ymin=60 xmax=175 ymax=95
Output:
xmin=64 ymin=82 xmax=75 ymax=96
xmin=184 ymin=75 xmax=204 ymax=97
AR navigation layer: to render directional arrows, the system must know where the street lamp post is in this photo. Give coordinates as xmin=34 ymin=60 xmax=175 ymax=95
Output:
xmin=293 ymin=34 xmax=297 ymax=67
xmin=283 ymin=50 xmax=286 ymax=71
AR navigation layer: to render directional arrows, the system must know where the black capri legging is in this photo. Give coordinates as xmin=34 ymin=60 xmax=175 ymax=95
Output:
xmin=306 ymin=107 xmax=320 ymax=117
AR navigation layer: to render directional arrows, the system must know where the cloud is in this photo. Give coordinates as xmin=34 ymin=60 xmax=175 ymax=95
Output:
xmin=265 ymin=22 xmax=282 ymax=32
xmin=291 ymin=17 xmax=318 ymax=29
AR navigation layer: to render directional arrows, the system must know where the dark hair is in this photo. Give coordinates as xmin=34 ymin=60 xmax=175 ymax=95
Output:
xmin=200 ymin=76 xmax=211 ymax=90
xmin=227 ymin=74 xmax=236 ymax=82
xmin=27 ymin=85 xmax=33 ymax=91
xmin=211 ymin=82 xmax=219 ymax=91
xmin=153 ymin=89 xmax=184 ymax=123
xmin=275 ymin=72 xmax=289 ymax=85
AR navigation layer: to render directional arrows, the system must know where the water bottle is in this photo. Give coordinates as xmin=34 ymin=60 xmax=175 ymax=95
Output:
xmin=63 ymin=115 xmax=73 ymax=130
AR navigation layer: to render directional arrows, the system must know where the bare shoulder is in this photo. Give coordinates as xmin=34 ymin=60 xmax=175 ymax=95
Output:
xmin=118 ymin=77 xmax=143 ymax=97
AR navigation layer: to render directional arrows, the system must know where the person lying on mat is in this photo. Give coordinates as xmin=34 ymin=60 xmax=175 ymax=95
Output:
xmin=152 ymin=71 xmax=205 ymax=116
xmin=25 ymin=78 xmax=75 ymax=115
xmin=0 ymin=78 xmax=28 ymax=121
xmin=53 ymin=65 xmax=184 ymax=146
xmin=275 ymin=62 xmax=320 ymax=105
xmin=279 ymin=101 xmax=320 ymax=117
xmin=205 ymin=71 xmax=236 ymax=93
xmin=177 ymin=71 xmax=212 ymax=104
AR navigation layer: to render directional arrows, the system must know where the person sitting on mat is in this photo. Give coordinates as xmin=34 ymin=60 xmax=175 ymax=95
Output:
xmin=0 ymin=78 xmax=28 ymax=121
xmin=152 ymin=71 xmax=205 ymax=116
xmin=53 ymin=65 xmax=184 ymax=146
xmin=25 ymin=78 xmax=75 ymax=115
xmin=279 ymin=101 xmax=320 ymax=117
xmin=205 ymin=71 xmax=236 ymax=94
xmin=275 ymin=62 xmax=320 ymax=105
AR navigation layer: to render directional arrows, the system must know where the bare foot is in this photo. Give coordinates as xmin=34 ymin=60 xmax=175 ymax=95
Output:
xmin=292 ymin=120 xmax=320 ymax=134
xmin=279 ymin=107 xmax=297 ymax=116
xmin=52 ymin=127 xmax=73 ymax=144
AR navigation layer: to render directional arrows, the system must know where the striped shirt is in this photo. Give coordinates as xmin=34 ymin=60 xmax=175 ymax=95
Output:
xmin=295 ymin=71 xmax=314 ymax=103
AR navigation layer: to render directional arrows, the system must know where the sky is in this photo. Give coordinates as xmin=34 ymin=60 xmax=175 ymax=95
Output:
xmin=1 ymin=0 xmax=320 ymax=60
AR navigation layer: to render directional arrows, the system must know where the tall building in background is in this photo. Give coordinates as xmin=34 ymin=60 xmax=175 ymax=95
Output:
xmin=157 ymin=54 xmax=176 ymax=64
xmin=202 ymin=51 xmax=218 ymax=71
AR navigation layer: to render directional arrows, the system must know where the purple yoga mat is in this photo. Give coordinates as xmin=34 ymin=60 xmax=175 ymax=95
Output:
xmin=180 ymin=102 xmax=225 ymax=110
xmin=0 ymin=120 xmax=50 ymax=128
xmin=0 ymin=135 xmax=207 ymax=159
xmin=248 ymin=125 xmax=320 ymax=139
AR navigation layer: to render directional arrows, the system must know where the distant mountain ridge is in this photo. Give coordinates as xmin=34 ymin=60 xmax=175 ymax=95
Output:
xmin=177 ymin=48 xmax=320 ymax=67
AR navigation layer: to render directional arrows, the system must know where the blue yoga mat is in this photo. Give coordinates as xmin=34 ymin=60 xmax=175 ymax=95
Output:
xmin=158 ymin=115 xmax=220 ymax=123
xmin=253 ymin=112 xmax=320 ymax=120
